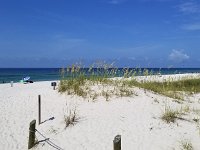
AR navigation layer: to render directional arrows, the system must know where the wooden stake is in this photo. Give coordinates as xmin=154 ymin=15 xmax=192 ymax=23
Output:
xmin=38 ymin=95 xmax=41 ymax=125
xmin=113 ymin=135 xmax=121 ymax=150
xmin=28 ymin=120 xmax=36 ymax=149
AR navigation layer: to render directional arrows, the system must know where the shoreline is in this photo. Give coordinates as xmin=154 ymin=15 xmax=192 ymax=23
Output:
xmin=1 ymin=67 xmax=200 ymax=84
xmin=1 ymin=72 xmax=200 ymax=85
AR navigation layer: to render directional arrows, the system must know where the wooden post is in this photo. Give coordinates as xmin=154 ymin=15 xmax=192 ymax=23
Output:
xmin=28 ymin=120 xmax=36 ymax=149
xmin=38 ymin=95 xmax=41 ymax=125
xmin=11 ymin=81 xmax=13 ymax=87
xmin=113 ymin=135 xmax=121 ymax=150
xmin=53 ymin=85 xmax=55 ymax=90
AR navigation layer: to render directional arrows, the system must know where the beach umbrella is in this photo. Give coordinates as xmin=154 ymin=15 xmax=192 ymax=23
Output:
xmin=23 ymin=76 xmax=30 ymax=81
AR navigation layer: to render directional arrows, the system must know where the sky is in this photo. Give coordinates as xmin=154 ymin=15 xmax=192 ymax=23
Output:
xmin=0 ymin=0 xmax=200 ymax=68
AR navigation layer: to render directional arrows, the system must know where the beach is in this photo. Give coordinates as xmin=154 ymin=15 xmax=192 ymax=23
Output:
xmin=1 ymin=74 xmax=200 ymax=150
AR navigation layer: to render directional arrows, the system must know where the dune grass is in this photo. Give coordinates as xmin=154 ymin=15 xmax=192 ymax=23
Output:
xmin=123 ymin=75 xmax=200 ymax=101
xmin=58 ymin=63 xmax=140 ymax=100
xmin=140 ymin=78 xmax=200 ymax=93
xmin=63 ymin=103 xmax=79 ymax=129
xmin=64 ymin=109 xmax=78 ymax=128
xmin=161 ymin=106 xmax=180 ymax=123
xmin=58 ymin=63 xmax=200 ymax=100
xmin=180 ymin=140 xmax=193 ymax=150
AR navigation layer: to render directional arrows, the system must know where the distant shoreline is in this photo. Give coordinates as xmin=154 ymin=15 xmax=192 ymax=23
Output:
xmin=1 ymin=72 xmax=200 ymax=85
xmin=1 ymin=68 xmax=200 ymax=84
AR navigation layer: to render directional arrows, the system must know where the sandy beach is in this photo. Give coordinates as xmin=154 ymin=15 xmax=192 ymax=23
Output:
xmin=1 ymin=74 xmax=200 ymax=150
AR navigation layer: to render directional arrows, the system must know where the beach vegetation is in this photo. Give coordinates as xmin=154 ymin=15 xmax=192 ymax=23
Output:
xmin=64 ymin=107 xmax=78 ymax=128
xmin=161 ymin=106 xmax=180 ymax=123
xmin=102 ymin=90 xmax=111 ymax=101
xmin=58 ymin=63 xmax=200 ymax=101
xmin=117 ymin=84 xmax=134 ymax=97
xmin=58 ymin=62 xmax=139 ymax=100
xmin=127 ymin=77 xmax=200 ymax=100
xmin=90 ymin=92 xmax=98 ymax=101
xmin=180 ymin=140 xmax=193 ymax=150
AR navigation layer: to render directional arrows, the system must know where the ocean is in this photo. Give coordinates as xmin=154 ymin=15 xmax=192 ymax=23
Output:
xmin=0 ymin=68 xmax=200 ymax=83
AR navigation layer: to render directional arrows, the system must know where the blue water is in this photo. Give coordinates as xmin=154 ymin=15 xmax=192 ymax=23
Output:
xmin=0 ymin=68 xmax=61 ymax=83
xmin=1 ymin=68 xmax=200 ymax=83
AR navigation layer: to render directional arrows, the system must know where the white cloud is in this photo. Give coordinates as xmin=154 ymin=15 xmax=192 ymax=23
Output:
xmin=169 ymin=49 xmax=189 ymax=63
xmin=178 ymin=2 xmax=200 ymax=14
xmin=182 ymin=23 xmax=200 ymax=31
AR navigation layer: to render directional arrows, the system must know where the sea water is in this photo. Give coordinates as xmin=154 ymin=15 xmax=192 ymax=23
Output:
xmin=0 ymin=68 xmax=200 ymax=83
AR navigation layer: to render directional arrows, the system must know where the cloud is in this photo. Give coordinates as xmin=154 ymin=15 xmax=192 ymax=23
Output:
xmin=178 ymin=2 xmax=200 ymax=14
xmin=182 ymin=23 xmax=200 ymax=31
xmin=169 ymin=49 xmax=189 ymax=63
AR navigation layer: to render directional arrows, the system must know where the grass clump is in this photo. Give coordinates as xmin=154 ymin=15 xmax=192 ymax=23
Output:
xmin=117 ymin=81 xmax=134 ymax=97
xmin=64 ymin=107 xmax=78 ymax=128
xmin=161 ymin=106 xmax=180 ymax=123
xmin=102 ymin=90 xmax=111 ymax=101
xmin=180 ymin=140 xmax=193 ymax=150
xmin=59 ymin=77 xmax=88 ymax=98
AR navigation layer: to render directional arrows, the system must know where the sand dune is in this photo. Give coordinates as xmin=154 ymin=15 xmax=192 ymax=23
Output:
xmin=1 ymin=74 xmax=200 ymax=150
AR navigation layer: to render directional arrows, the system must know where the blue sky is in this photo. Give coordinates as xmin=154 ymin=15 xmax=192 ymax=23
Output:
xmin=0 ymin=0 xmax=200 ymax=68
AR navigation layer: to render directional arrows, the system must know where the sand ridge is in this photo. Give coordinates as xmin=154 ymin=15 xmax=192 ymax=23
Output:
xmin=1 ymin=74 xmax=200 ymax=150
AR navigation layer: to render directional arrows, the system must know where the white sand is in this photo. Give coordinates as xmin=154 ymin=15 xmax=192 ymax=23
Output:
xmin=1 ymin=74 xmax=200 ymax=150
